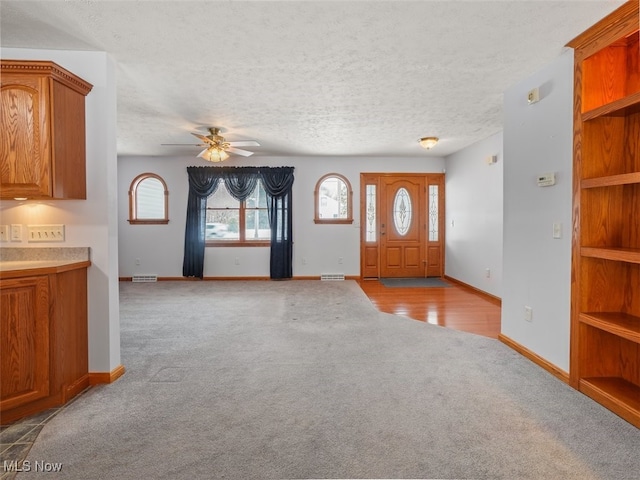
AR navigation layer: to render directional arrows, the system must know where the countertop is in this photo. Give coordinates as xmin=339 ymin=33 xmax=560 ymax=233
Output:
xmin=0 ymin=259 xmax=89 ymax=271
xmin=0 ymin=247 xmax=91 ymax=279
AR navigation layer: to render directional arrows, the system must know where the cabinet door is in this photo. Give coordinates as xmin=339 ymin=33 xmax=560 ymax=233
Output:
xmin=0 ymin=73 xmax=52 ymax=198
xmin=0 ymin=276 xmax=50 ymax=411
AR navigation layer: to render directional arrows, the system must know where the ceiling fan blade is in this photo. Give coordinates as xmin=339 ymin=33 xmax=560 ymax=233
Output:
xmin=191 ymin=132 xmax=212 ymax=143
xmin=161 ymin=143 xmax=207 ymax=146
xmin=227 ymin=147 xmax=254 ymax=157
xmin=228 ymin=140 xmax=260 ymax=147
xmin=196 ymin=147 xmax=209 ymax=158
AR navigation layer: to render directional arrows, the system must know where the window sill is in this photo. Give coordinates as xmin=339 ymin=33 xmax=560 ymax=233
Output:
xmin=206 ymin=241 xmax=270 ymax=247
xmin=128 ymin=219 xmax=169 ymax=225
xmin=314 ymin=219 xmax=354 ymax=224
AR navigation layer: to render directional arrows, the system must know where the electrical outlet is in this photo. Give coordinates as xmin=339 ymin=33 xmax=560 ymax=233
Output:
xmin=10 ymin=224 xmax=22 ymax=242
xmin=27 ymin=224 xmax=65 ymax=242
xmin=524 ymin=306 xmax=533 ymax=322
xmin=485 ymin=268 xmax=491 ymax=278
xmin=0 ymin=225 xmax=8 ymax=242
xmin=338 ymin=257 xmax=343 ymax=264
xmin=234 ymin=257 xmax=240 ymax=265
xmin=135 ymin=258 xmax=141 ymax=266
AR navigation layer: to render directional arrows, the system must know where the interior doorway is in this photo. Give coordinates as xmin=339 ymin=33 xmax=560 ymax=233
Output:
xmin=360 ymin=173 xmax=445 ymax=279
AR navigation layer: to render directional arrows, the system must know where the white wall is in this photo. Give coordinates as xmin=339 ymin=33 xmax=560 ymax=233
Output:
xmin=445 ymin=132 xmax=503 ymax=298
xmin=502 ymin=49 xmax=574 ymax=372
xmin=0 ymin=48 xmax=120 ymax=373
xmin=118 ymin=155 xmax=446 ymax=278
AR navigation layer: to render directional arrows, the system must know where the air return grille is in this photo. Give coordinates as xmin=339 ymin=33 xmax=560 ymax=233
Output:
xmin=132 ymin=275 xmax=157 ymax=283
xmin=320 ymin=273 xmax=345 ymax=281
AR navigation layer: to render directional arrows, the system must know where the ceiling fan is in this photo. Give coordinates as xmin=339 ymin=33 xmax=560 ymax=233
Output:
xmin=162 ymin=127 xmax=260 ymax=162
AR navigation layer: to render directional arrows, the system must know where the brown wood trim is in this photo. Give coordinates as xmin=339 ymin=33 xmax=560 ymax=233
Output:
xmin=579 ymin=378 xmax=640 ymax=428
xmin=359 ymin=172 xmax=445 ymax=178
xmin=63 ymin=374 xmax=90 ymax=403
xmin=160 ymin=276 xmax=205 ymax=281
xmin=314 ymin=173 xmax=354 ymax=224
xmin=566 ymin=1 xmax=639 ymax=59
xmin=89 ymin=365 xmax=126 ymax=385
xmin=201 ymin=276 xmax=272 ymax=281
xmin=292 ymin=275 xmax=360 ymax=281
xmin=205 ymin=241 xmax=270 ymax=247
xmin=0 ymin=397 xmax=61 ymax=426
xmin=569 ymin=33 xmax=584 ymax=389
xmin=128 ymin=219 xmax=170 ymax=225
xmin=360 ymin=174 xmax=381 ymax=279
xmin=1 ymin=59 xmax=93 ymax=95
xmin=443 ymin=275 xmax=501 ymax=306
xmin=498 ymin=334 xmax=570 ymax=384
xmin=128 ymin=172 xmax=169 ymax=224
xmin=120 ymin=276 xmax=361 ymax=282
xmin=313 ymin=219 xmax=354 ymax=224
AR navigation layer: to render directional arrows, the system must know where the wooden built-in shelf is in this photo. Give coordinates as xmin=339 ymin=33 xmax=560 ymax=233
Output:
xmin=570 ymin=0 xmax=639 ymax=428
xmin=580 ymin=377 xmax=640 ymax=428
xmin=580 ymin=312 xmax=640 ymax=344
xmin=582 ymin=91 xmax=640 ymax=120
xmin=580 ymin=246 xmax=640 ymax=263
xmin=582 ymin=172 xmax=640 ymax=188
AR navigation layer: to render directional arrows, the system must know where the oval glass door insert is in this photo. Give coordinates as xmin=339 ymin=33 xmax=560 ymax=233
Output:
xmin=393 ymin=187 xmax=412 ymax=235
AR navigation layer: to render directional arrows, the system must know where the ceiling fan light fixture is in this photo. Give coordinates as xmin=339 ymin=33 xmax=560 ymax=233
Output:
xmin=419 ymin=137 xmax=439 ymax=149
xmin=199 ymin=146 xmax=230 ymax=162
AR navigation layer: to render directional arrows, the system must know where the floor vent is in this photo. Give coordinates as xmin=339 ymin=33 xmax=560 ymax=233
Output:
xmin=132 ymin=275 xmax=158 ymax=283
xmin=320 ymin=273 xmax=345 ymax=281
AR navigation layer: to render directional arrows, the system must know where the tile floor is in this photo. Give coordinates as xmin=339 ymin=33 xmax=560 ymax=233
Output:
xmin=0 ymin=390 xmax=88 ymax=479
xmin=0 ymin=407 xmax=63 ymax=479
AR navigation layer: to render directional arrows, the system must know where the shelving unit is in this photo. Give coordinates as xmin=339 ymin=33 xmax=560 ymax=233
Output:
xmin=568 ymin=0 xmax=640 ymax=428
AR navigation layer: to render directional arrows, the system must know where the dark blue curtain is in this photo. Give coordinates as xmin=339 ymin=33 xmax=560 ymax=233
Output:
xmin=260 ymin=167 xmax=295 ymax=280
xmin=182 ymin=166 xmax=295 ymax=279
xmin=182 ymin=167 xmax=224 ymax=278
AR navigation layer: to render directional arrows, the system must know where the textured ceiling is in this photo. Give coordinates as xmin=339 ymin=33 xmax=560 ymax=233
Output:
xmin=0 ymin=1 xmax=625 ymax=158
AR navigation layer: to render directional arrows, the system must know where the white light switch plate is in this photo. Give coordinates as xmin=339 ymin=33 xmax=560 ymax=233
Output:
xmin=27 ymin=224 xmax=65 ymax=242
xmin=10 ymin=224 xmax=22 ymax=242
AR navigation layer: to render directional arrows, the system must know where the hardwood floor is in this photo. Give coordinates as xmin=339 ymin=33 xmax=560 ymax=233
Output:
xmin=357 ymin=278 xmax=501 ymax=339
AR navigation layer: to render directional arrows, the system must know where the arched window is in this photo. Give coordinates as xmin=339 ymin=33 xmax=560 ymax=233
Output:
xmin=128 ymin=173 xmax=169 ymax=224
xmin=314 ymin=173 xmax=353 ymax=224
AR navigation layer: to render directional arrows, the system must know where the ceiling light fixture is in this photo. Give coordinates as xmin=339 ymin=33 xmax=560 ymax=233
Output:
xmin=419 ymin=137 xmax=439 ymax=150
xmin=198 ymin=146 xmax=230 ymax=162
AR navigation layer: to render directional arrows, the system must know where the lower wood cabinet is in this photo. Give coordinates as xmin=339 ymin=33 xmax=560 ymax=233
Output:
xmin=0 ymin=276 xmax=50 ymax=412
xmin=0 ymin=263 xmax=89 ymax=424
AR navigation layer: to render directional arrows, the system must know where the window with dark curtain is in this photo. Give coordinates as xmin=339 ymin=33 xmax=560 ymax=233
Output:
xmin=182 ymin=166 xmax=294 ymax=279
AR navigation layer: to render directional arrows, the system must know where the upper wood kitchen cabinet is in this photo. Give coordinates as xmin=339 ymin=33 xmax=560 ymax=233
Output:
xmin=0 ymin=60 xmax=93 ymax=200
